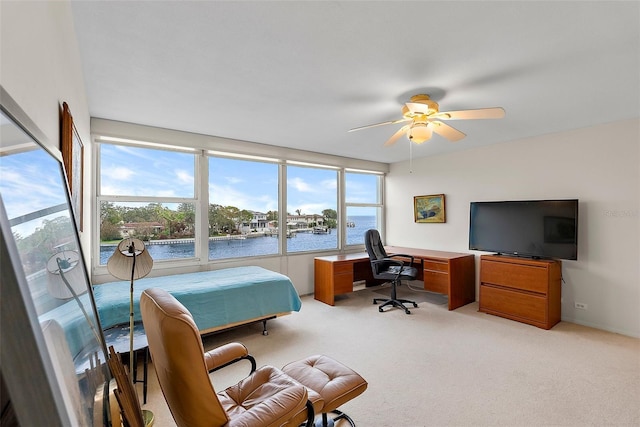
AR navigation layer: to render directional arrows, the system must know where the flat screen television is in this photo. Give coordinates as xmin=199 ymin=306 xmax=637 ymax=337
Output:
xmin=469 ymin=199 xmax=578 ymax=260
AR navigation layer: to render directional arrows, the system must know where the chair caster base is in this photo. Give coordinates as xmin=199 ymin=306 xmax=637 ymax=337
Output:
xmin=314 ymin=410 xmax=356 ymax=427
xmin=315 ymin=417 xmax=334 ymax=427
xmin=373 ymin=298 xmax=418 ymax=314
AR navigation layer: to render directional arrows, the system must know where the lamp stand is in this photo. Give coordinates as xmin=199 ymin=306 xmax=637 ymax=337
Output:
xmin=107 ymin=237 xmax=153 ymax=400
xmin=128 ymin=246 xmax=137 ymax=381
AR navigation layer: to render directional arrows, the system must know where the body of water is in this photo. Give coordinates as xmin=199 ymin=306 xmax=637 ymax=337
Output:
xmin=100 ymin=216 xmax=377 ymax=264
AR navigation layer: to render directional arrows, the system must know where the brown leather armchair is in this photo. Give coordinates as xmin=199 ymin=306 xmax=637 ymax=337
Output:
xmin=140 ymin=287 xmax=318 ymax=427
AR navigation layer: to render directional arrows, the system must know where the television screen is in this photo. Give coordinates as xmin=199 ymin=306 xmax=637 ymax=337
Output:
xmin=469 ymin=199 xmax=578 ymax=260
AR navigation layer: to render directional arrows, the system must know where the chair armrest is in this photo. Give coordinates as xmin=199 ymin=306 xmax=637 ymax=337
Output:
xmin=389 ymin=253 xmax=415 ymax=265
xmin=371 ymin=258 xmax=404 ymax=267
xmin=205 ymin=342 xmax=256 ymax=373
xmin=371 ymin=258 xmax=406 ymax=280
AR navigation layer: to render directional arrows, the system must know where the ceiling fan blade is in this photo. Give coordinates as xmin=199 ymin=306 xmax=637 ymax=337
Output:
xmin=434 ymin=107 xmax=505 ymax=120
xmin=383 ymin=125 xmax=410 ymax=146
xmin=348 ymin=117 xmax=410 ymax=132
xmin=430 ymin=120 xmax=466 ymax=142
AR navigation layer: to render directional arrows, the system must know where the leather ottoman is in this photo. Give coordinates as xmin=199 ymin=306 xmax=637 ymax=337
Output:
xmin=283 ymin=355 xmax=368 ymax=427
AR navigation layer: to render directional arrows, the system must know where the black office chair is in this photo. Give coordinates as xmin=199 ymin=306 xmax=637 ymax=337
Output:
xmin=364 ymin=229 xmax=418 ymax=314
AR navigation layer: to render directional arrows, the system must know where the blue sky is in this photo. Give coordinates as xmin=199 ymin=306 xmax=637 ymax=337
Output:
xmin=101 ymin=145 xmax=379 ymax=215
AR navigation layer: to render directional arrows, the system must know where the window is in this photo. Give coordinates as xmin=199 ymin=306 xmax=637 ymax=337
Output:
xmin=96 ymin=136 xmax=385 ymax=267
xmin=345 ymin=171 xmax=383 ymax=246
xmin=98 ymin=144 xmax=196 ymax=264
xmin=208 ymin=156 xmax=279 ymax=260
xmin=286 ymin=165 xmax=338 ymax=253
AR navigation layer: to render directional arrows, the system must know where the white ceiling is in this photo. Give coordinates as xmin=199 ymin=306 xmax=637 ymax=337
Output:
xmin=70 ymin=1 xmax=639 ymax=164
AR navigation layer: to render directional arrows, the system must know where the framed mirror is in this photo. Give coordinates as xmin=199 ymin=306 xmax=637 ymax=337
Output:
xmin=0 ymin=87 xmax=110 ymax=426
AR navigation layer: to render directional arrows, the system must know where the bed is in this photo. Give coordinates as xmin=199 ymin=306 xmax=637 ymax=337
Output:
xmin=41 ymin=266 xmax=302 ymax=357
xmin=94 ymin=266 xmax=302 ymax=333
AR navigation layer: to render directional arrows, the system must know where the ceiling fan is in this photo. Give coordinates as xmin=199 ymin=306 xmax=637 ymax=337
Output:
xmin=348 ymin=94 xmax=505 ymax=146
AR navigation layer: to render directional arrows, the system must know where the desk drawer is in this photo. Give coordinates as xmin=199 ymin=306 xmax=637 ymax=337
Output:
xmin=333 ymin=262 xmax=353 ymax=275
xmin=334 ymin=274 xmax=353 ymax=294
xmin=423 ymin=259 xmax=449 ymax=273
xmin=423 ymin=270 xmax=448 ymax=294
xmin=333 ymin=263 xmax=354 ymax=294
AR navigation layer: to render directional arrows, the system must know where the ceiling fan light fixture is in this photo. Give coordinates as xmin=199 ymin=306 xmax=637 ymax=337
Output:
xmin=403 ymin=95 xmax=440 ymax=118
xmin=349 ymin=93 xmax=504 ymax=147
xmin=408 ymin=123 xmax=432 ymax=143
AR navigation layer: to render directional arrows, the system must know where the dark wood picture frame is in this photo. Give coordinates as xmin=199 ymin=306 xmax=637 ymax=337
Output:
xmin=61 ymin=102 xmax=84 ymax=231
xmin=414 ymin=194 xmax=446 ymax=223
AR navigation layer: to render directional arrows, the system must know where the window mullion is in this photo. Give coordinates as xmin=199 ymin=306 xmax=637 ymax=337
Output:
xmin=279 ymin=163 xmax=287 ymax=255
xmin=196 ymin=150 xmax=207 ymax=263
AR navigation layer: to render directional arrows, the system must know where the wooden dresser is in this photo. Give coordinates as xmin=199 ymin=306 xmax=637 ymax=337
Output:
xmin=479 ymin=255 xmax=561 ymax=329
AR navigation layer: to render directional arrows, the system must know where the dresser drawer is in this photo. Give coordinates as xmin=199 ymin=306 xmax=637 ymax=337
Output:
xmin=480 ymin=284 xmax=547 ymax=324
xmin=423 ymin=270 xmax=448 ymax=294
xmin=481 ymin=260 xmax=548 ymax=294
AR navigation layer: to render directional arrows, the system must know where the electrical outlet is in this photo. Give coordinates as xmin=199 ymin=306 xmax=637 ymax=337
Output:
xmin=575 ymin=302 xmax=588 ymax=310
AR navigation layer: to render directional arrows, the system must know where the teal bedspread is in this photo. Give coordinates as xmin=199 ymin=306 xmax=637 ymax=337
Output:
xmin=94 ymin=266 xmax=302 ymax=331
xmin=42 ymin=266 xmax=302 ymax=357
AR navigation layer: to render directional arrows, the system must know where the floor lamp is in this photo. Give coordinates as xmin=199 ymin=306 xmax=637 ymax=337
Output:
xmin=107 ymin=238 xmax=153 ymax=380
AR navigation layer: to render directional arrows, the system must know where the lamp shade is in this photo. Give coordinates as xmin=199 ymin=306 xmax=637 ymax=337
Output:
xmin=46 ymin=250 xmax=86 ymax=299
xmin=408 ymin=123 xmax=433 ymax=143
xmin=107 ymin=238 xmax=153 ymax=281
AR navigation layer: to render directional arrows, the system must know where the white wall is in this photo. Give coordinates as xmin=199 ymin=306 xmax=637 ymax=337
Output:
xmin=386 ymin=119 xmax=640 ymax=337
xmin=0 ymin=0 xmax=91 ymax=251
xmin=0 ymin=2 xmax=94 ymax=424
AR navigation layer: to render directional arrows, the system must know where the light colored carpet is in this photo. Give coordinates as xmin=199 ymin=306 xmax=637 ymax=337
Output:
xmin=137 ymin=285 xmax=640 ymax=427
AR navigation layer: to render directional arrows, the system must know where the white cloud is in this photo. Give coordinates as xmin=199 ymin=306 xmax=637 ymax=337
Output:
xmin=225 ymin=176 xmax=243 ymax=184
xmin=320 ymin=179 xmax=337 ymax=190
xmin=289 ymin=177 xmax=312 ymax=192
xmin=175 ymin=170 xmax=193 ymax=184
xmin=107 ymin=166 xmax=135 ymax=181
xmin=209 ymin=183 xmax=277 ymax=212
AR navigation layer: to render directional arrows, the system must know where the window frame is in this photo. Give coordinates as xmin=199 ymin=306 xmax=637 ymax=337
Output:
xmin=343 ymin=169 xmax=385 ymax=248
xmin=285 ymin=161 xmax=340 ymax=254
xmin=95 ymin=141 xmax=200 ymax=265
xmin=206 ymin=151 xmax=281 ymax=260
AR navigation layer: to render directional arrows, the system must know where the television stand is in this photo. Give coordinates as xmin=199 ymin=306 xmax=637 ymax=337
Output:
xmin=479 ymin=255 xmax=561 ymax=329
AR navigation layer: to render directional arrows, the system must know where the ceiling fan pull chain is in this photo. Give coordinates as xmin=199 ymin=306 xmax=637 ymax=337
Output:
xmin=409 ymin=141 xmax=413 ymax=174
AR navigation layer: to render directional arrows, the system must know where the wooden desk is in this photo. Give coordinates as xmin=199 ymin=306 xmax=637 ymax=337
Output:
xmin=314 ymin=247 xmax=475 ymax=310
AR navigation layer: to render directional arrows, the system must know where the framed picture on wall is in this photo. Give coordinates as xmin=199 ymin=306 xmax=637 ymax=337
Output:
xmin=61 ymin=102 xmax=84 ymax=231
xmin=414 ymin=194 xmax=446 ymax=223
